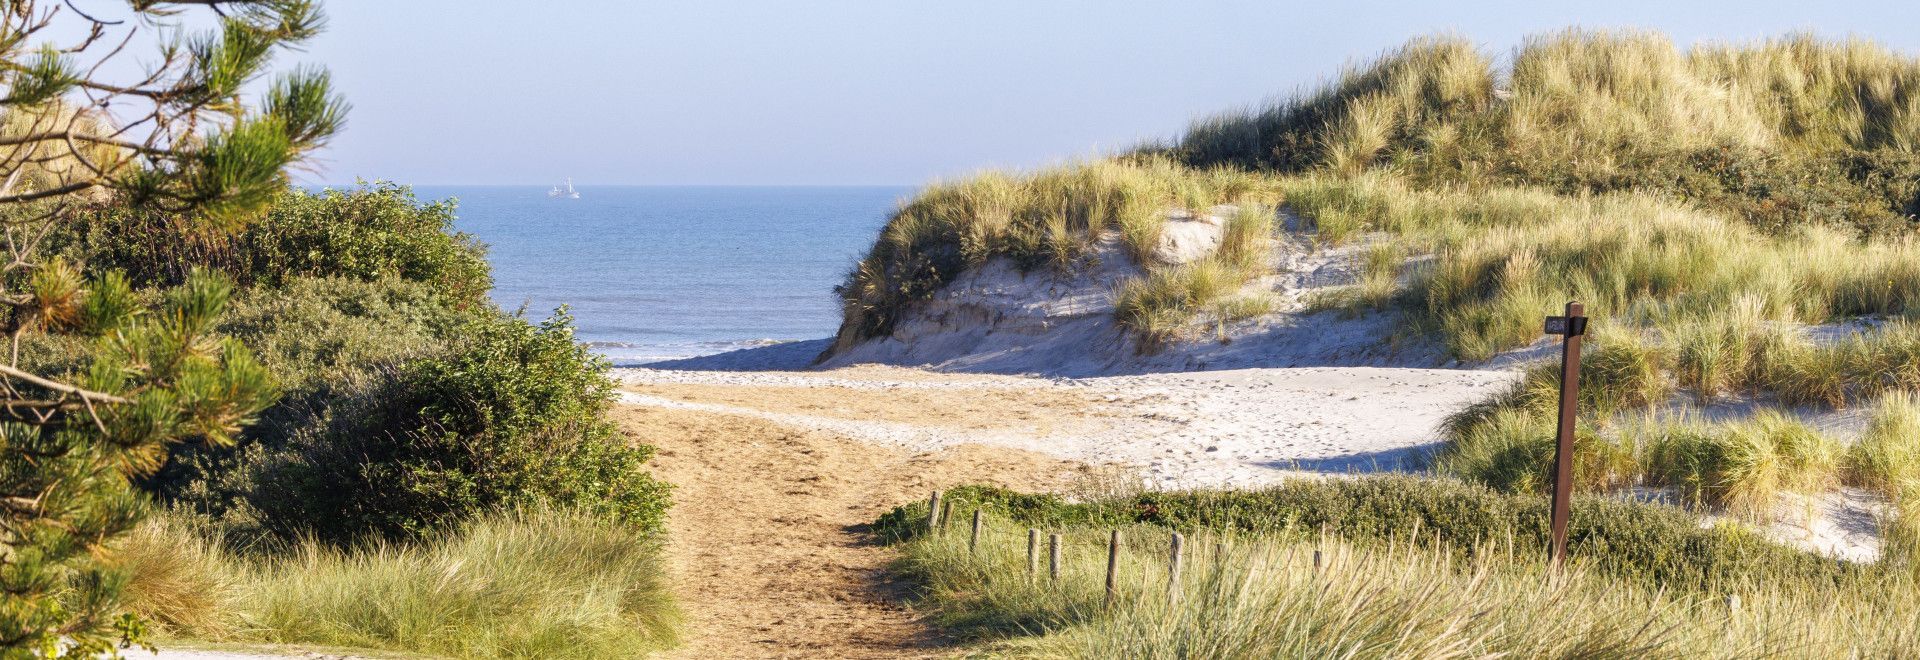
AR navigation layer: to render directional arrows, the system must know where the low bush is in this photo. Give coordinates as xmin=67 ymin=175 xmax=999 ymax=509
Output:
xmin=252 ymin=309 xmax=670 ymax=542
xmin=143 ymin=275 xmax=478 ymax=529
xmin=118 ymin=509 xmax=677 ymax=659
xmin=875 ymin=476 xmax=1856 ymax=592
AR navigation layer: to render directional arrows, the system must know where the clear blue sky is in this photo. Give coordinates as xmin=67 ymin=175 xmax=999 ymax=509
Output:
xmin=297 ymin=0 xmax=1920 ymax=186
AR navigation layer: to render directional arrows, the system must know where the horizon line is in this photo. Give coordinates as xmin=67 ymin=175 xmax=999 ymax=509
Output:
xmin=303 ymin=182 xmax=921 ymax=188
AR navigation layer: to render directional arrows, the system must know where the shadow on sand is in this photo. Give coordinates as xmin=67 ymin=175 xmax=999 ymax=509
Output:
xmin=633 ymin=338 xmax=831 ymax=371
xmin=1257 ymin=443 xmax=1442 ymax=474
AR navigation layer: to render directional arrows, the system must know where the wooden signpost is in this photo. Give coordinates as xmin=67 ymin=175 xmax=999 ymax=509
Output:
xmin=1544 ymin=301 xmax=1587 ymax=570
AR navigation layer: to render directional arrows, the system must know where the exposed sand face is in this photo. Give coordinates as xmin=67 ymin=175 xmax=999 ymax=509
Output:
xmin=816 ymin=215 xmax=1446 ymax=377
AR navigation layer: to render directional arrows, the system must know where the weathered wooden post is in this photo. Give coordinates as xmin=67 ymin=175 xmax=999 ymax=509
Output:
xmin=1544 ymin=301 xmax=1587 ymax=570
xmin=1105 ymin=530 xmax=1122 ymax=608
xmin=1027 ymin=529 xmax=1039 ymax=578
xmin=968 ymin=509 xmax=984 ymax=554
xmin=1314 ymin=523 xmax=1327 ymax=574
xmin=940 ymin=498 xmax=954 ymax=535
xmin=1048 ymin=533 xmax=1062 ymax=582
xmin=1168 ymin=532 xmax=1186 ymax=606
xmin=926 ymin=491 xmax=942 ymax=534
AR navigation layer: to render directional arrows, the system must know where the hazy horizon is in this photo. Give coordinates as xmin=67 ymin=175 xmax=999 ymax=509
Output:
xmin=301 ymin=1 xmax=1920 ymax=187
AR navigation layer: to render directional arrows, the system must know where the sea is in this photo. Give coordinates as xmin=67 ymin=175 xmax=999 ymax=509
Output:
xmin=408 ymin=185 xmax=910 ymax=366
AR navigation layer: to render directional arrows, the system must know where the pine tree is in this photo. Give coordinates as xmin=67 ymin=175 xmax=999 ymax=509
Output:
xmin=0 ymin=2 xmax=343 ymax=655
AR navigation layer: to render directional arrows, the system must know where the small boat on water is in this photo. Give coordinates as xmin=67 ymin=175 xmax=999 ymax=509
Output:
xmin=548 ymin=177 xmax=580 ymax=199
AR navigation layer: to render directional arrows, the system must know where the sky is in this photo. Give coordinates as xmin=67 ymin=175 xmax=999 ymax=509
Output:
xmin=281 ymin=0 xmax=1920 ymax=186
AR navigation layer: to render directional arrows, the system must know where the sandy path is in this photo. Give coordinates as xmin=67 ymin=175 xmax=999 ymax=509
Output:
xmin=619 ymin=365 xmax=1517 ymax=489
xmin=617 ymin=404 xmax=1081 ymax=659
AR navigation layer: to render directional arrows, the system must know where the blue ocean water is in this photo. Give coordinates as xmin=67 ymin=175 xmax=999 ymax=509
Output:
xmin=411 ymin=186 xmax=907 ymax=366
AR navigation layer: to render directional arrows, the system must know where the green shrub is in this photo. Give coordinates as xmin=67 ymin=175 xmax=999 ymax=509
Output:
xmin=56 ymin=183 xmax=491 ymax=301
xmin=875 ymin=476 xmax=1856 ymax=592
xmin=220 ymin=275 xmax=475 ymax=394
xmin=250 ymin=310 xmax=670 ymax=542
xmin=143 ymin=276 xmax=478 ymax=526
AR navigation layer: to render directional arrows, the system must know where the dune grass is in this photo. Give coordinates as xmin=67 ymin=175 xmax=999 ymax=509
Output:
xmin=116 ymin=509 xmax=677 ymax=659
xmin=884 ymin=482 xmax=1919 ymax=657
xmin=1172 ymin=30 xmax=1920 ymax=236
xmin=1275 ymin=173 xmax=1920 ymax=363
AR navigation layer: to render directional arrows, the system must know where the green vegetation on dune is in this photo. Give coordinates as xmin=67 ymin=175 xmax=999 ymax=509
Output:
xmin=833 ymin=31 xmax=1920 ymax=356
xmin=1170 ymin=30 xmax=1920 ymax=236
xmin=878 ymin=480 xmax=1920 ymax=657
xmin=1277 ymin=174 xmax=1920 ymax=361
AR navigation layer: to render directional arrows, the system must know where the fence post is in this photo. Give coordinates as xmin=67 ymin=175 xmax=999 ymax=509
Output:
xmin=1315 ymin=523 xmax=1327 ymax=574
xmin=1105 ymin=530 xmax=1122 ymax=608
xmin=925 ymin=491 xmax=941 ymax=534
xmin=1545 ymin=301 xmax=1586 ymax=571
xmin=969 ymin=509 xmax=983 ymax=554
xmin=1049 ymin=533 xmax=1062 ymax=582
xmin=1027 ymin=529 xmax=1039 ymax=579
xmin=940 ymin=498 xmax=953 ymax=535
xmin=1168 ymin=532 xmax=1185 ymax=607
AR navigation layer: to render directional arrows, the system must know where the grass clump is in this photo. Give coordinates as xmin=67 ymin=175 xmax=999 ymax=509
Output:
xmin=118 ymin=509 xmax=676 ymax=659
xmin=1640 ymin=412 xmax=1844 ymax=517
xmin=1850 ymin=392 xmax=1920 ymax=495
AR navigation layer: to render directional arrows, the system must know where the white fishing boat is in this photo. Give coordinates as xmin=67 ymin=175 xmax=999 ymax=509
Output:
xmin=548 ymin=177 xmax=580 ymax=199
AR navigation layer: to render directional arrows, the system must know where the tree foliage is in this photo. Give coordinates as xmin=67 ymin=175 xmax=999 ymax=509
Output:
xmin=0 ymin=1 xmax=343 ymax=655
xmin=52 ymin=183 xmax=490 ymax=301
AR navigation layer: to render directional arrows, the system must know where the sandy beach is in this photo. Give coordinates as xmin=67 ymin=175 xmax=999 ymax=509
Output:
xmin=618 ymin=364 xmax=1518 ymax=489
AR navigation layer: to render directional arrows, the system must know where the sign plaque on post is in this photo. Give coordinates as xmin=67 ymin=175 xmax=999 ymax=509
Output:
xmin=1543 ymin=301 xmax=1586 ymax=570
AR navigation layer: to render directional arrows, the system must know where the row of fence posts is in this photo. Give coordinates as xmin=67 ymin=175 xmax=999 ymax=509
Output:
xmin=921 ymin=489 xmax=1751 ymax=617
xmin=926 ymin=490 xmax=1333 ymax=608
